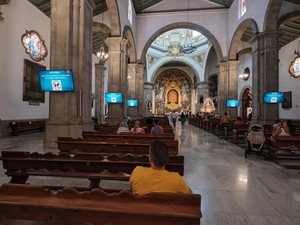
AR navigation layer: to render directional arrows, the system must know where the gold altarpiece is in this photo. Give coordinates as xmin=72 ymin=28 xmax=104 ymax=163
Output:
xmin=165 ymin=81 xmax=181 ymax=110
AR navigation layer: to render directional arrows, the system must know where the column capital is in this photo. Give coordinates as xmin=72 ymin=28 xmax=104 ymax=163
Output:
xmin=105 ymin=37 xmax=129 ymax=50
xmin=94 ymin=64 xmax=107 ymax=71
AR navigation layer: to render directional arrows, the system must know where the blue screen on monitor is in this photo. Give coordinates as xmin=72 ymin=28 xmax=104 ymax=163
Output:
xmin=127 ymin=99 xmax=138 ymax=107
xmin=263 ymin=92 xmax=284 ymax=103
xmin=38 ymin=69 xmax=75 ymax=92
xmin=105 ymin=92 xmax=122 ymax=103
xmin=226 ymin=100 xmax=240 ymax=107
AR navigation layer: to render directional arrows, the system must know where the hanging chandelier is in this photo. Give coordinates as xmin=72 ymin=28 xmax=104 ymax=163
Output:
xmin=97 ymin=46 xmax=108 ymax=64
xmin=97 ymin=3 xmax=108 ymax=64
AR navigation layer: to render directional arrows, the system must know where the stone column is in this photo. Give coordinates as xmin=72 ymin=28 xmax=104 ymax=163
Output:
xmin=191 ymin=89 xmax=196 ymax=114
xmin=250 ymin=31 xmax=280 ymax=125
xmin=105 ymin=37 xmax=129 ymax=125
xmin=127 ymin=63 xmax=137 ymax=118
xmin=45 ymin=0 xmax=95 ymax=148
xmin=196 ymin=82 xmax=210 ymax=97
xmin=136 ymin=64 xmax=145 ymax=118
xmin=94 ymin=64 xmax=106 ymax=124
xmin=218 ymin=61 xmax=239 ymax=119
xmin=144 ymin=82 xmax=153 ymax=117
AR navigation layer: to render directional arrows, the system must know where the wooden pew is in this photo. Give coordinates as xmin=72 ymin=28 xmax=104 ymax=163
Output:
xmin=10 ymin=120 xmax=46 ymax=136
xmin=0 ymin=151 xmax=184 ymax=190
xmin=0 ymin=183 xmax=202 ymax=225
xmin=56 ymin=137 xmax=179 ymax=155
xmin=82 ymin=131 xmax=175 ymax=140
xmin=215 ymin=123 xmax=231 ymax=137
xmin=265 ymin=136 xmax=300 ymax=162
xmin=232 ymin=127 xmax=249 ymax=146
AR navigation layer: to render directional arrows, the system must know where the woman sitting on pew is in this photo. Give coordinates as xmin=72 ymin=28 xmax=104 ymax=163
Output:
xmin=116 ymin=121 xmax=130 ymax=134
xmin=234 ymin=117 xmax=244 ymax=126
xmin=272 ymin=120 xmax=295 ymax=138
xmin=151 ymin=119 xmax=164 ymax=134
xmin=131 ymin=120 xmax=145 ymax=134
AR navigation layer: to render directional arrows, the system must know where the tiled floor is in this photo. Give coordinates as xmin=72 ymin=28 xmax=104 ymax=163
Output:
xmin=0 ymin=121 xmax=300 ymax=225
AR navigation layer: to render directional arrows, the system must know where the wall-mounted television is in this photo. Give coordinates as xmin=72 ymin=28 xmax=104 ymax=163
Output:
xmin=127 ymin=99 xmax=138 ymax=107
xmin=226 ymin=99 xmax=240 ymax=107
xmin=263 ymin=92 xmax=284 ymax=103
xmin=105 ymin=92 xmax=123 ymax=103
xmin=38 ymin=69 xmax=75 ymax=92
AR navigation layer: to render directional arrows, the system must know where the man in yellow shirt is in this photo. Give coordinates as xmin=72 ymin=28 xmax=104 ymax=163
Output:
xmin=221 ymin=112 xmax=230 ymax=123
xmin=129 ymin=141 xmax=192 ymax=195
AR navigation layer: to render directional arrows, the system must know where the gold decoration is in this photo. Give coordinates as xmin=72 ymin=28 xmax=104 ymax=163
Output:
xmin=166 ymin=41 xmax=184 ymax=57
xmin=149 ymin=57 xmax=154 ymax=64
xmin=165 ymin=82 xmax=181 ymax=110
xmin=289 ymin=56 xmax=300 ymax=78
xmin=197 ymin=56 xmax=202 ymax=62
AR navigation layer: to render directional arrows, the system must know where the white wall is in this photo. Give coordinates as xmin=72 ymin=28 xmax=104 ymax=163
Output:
xmin=0 ymin=1 xmax=50 ymax=120
xmin=278 ymin=38 xmax=300 ymax=120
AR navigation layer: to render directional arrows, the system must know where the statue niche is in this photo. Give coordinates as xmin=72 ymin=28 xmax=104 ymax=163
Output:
xmin=167 ymin=90 xmax=178 ymax=104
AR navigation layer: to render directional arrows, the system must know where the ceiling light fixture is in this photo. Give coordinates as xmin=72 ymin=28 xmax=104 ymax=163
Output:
xmin=97 ymin=3 xmax=108 ymax=64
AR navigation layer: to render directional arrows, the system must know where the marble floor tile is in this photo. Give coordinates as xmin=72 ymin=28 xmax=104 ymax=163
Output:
xmin=1 ymin=122 xmax=300 ymax=224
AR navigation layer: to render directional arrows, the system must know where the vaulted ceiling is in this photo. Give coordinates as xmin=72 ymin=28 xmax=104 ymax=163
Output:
xmin=25 ymin=0 xmax=300 ymax=55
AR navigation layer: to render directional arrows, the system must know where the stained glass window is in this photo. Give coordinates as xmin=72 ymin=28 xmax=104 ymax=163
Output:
xmin=128 ymin=0 xmax=133 ymax=26
xmin=21 ymin=30 xmax=48 ymax=62
xmin=241 ymin=0 xmax=246 ymax=17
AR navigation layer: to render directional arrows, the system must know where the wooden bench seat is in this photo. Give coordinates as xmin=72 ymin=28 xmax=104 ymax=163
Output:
xmin=265 ymin=136 xmax=300 ymax=162
xmin=0 ymin=183 xmax=202 ymax=225
xmin=56 ymin=137 xmax=179 ymax=155
xmin=10 ymin=120 xmax=46 ymax=136
xmin=82 ymin=131 xmax=175 ymax=140
xmin=0 ymin=151 xmax=184 ymax=190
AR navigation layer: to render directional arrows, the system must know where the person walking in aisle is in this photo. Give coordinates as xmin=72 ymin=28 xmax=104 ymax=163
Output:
xmin=180 ymin=112 xmax=186 ymax=129
xmin=171 ymin=110 xmax=177 ymax=128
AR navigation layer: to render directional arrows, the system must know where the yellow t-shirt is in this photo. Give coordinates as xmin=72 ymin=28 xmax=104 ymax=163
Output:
xmin=129 ymin=166 xmax=190 ymax=195
xmin=221 ymin=115 xmax=230 ymax=123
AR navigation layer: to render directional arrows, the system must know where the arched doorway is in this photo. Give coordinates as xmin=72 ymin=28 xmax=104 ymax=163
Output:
xmin=242 ymin=88 xmax=252 ymax=120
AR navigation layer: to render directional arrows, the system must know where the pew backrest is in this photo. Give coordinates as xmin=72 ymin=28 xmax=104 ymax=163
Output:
xmin=0 ymin=183 xmax=202 ymax=225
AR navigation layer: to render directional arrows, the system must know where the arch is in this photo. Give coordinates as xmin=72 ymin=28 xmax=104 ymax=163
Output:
xmin=150 ymin=59 xmax=200 ymax=84
xmin=106 ymin=0 xmax=121 ymax=36
xmin=92 ymin=21 xmax=111 ymax=35
xmin=277 ymin=10 xmax=300 ymax=29
xmin=228 ymin=19 xmax=259 ymax=60
xmin=140 ymin=22 xmax=224 ymax=65
xmin=239 ymin=85 xmax=252 ymax=120
xmin=152 ymin=66 xmax=194 ymax=86
xmin=123 ymin=25 xmax=137 ymax=63
xmin=263 ymin=0 xmax=284 ymax=31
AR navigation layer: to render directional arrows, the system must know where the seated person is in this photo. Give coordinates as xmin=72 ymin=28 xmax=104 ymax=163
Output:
xmin=234 ymin=116 xmax=244 ymax=126
xmin=272 ymin=119 xmax=282 ymax=132
xmin=272 ymin=120 xmax=293 ymax=138
xmin=129 ymin=141 xmax=192 ymax=195
xmin=151 ymin=119 xmax=164 ymax=134
xmin=130 ymin=120 xmax=145 ymax=134
xmin=118 ymin=117 xmax=129 ymax=128
xmin=220 ymin=112 xmax=230 ymax=123
xmin=116 ymin=121 xmax=130 ymax=134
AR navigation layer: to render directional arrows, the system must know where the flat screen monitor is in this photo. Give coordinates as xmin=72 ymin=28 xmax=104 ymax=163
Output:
xmin=127 ymin=99 xmax=138 ymax=107
xmin=226 ymin=99 xmax=240 ymax=107
xmin=263 ymin=92 xmax=284 ymax=103
xmin=38 ymin=69 xmax=75 ymax=92
xmin=105 ymin=92 xmax=123 ymax=103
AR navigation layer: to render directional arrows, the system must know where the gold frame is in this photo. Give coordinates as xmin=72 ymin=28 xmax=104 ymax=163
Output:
xmin=288 ymin=56 xmax=300 ymax=78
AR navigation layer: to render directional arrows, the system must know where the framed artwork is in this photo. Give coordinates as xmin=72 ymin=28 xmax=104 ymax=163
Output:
xmin=23 ymin=59 xmax=46 ymax=103
xmin=21 ymin=30 xmax=48 ymax=62
xmin=282 ymin=91 xmax=292 ymax=109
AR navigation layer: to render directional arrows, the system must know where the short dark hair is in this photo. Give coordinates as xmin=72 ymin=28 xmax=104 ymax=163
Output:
xmin=154 ymin=119 xmax=159 ymax=125
xmin=224 ymin=112 xmax=228 ymax=115
xmin=149 ymin=141 xmax=169 ymax=167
